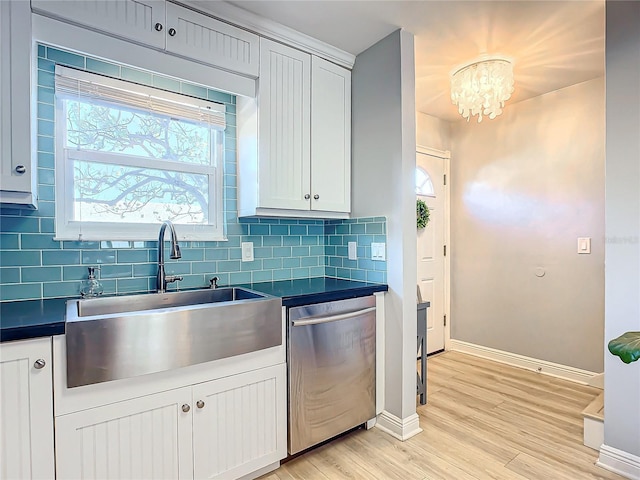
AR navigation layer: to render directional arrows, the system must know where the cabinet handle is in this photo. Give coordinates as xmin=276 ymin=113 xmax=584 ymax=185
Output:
xmin=15 ymin=165 xmax=26 ymax=174
xmin=154 ymin=22 xmax=163 ymax=32
xmin=313 ymin=194 xmax=320 ymax=200
xmin=181 ymin=404 xmax=190 ymax=413
xmin=304 ymin=194 xmax=310 ymax=200
xmin=168 ymin=28 xmax=176 ymax=36
xmin=33 ymin=359 xmax=46 ymax=369
xmin=196 ymin=400 xmax=205 ymax=409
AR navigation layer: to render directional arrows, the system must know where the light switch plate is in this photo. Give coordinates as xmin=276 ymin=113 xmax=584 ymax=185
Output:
xmin=371 ymin=242 xmax=386 ymax=261
xmin=241 ymin=242 xmax=254 ymax=262
xmin=577 ymin=237 xmax=591 ymax=254
xmin=348 ymin=242 xmax=357 ymax=260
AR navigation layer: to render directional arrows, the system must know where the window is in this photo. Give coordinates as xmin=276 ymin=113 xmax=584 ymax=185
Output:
xmin=54 ymin=66 xmax=226 ymax=241
xmin=415 ymin=167 xmax=435 ymax=196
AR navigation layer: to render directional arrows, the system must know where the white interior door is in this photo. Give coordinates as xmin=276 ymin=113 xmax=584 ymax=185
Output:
xmin=416 ymin=152 xmax=445 ymax=354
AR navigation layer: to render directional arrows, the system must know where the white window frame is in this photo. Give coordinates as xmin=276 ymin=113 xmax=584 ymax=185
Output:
xmin=416 ymin=166 xmax=435 ymax=197
xmin=54 ymin=66 xmax=226 ymax=241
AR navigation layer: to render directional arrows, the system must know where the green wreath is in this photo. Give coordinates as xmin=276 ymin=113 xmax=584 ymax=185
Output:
xmin=417 ymin=199 xmax=430 ymax=229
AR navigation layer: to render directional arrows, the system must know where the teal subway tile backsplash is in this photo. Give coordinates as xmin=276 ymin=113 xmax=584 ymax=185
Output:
xmin=0 ymin=44 xmax=387 ymax=302
xmin=324 ymin=217 xmax=387 ymax=284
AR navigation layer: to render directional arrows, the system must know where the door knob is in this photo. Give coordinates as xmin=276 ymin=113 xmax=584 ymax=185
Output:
xmin=15 ymin=165 xmax=26 ymax=174
xmin=196 ymin=400 xmax=205 ymax=409
xmin=304 ymin=194 xmax=310 ymax=200
xmin=182 ymin=404 xmax=190 ymax=413
xmin=313 ymin=194 xmax=320 ymax=200
xmin=33 ymin=359 xmax=46 ymax=369
xmin=168 ymin=28 xmax=176 ymax=36
xmin=154 ymin=22 xmax=163 ymax=32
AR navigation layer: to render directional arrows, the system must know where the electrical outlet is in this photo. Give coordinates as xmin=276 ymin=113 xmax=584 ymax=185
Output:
xmin=241 ymin=242 xmax=254 ymax=262
xmin=371 ymin=242 xmax=386 ymax=261
xmin=348 ymin=242 xmax=357 ymax=260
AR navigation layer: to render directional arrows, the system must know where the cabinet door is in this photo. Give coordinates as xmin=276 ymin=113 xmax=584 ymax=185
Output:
xmin=0 ymin=337 xmax=54 ymax=480
xmin=311 ymin=56 xmax=351 ymax=213
xmin=0 ymin=0 xmax=34 ymax=200
xmin=192 ymin=363 xmax=287 ymax=480
xmin=55 ymin=387 xmax=193 ymax=480
xmin=165 ymin=2 xmax=259 ymax=76
xmin=258 ymin=38 xmax=311 ymax=211
xmin=31 ymin=0 xmax=166 ymax=49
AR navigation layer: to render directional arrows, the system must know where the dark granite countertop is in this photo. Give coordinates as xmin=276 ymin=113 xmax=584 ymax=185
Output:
xmin=0 ymin=298 xmax=68 ymax=342
xmin=0 ymin=277 xmax=388 ymax=343
xmin=245 ymin=277 xmax=388 ymax=308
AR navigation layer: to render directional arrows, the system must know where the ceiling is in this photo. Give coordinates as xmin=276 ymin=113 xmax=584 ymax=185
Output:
xmin=226 ymin=0 xmax=605 ymax=122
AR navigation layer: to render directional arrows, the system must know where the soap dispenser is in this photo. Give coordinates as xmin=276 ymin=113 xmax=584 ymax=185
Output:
xmin=80 ymin=266 xmax=104 ymax=298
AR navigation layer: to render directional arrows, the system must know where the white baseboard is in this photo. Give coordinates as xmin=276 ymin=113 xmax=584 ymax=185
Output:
xmin=583 ymin=416 xmax=604 ymax=451
xmin=598 ymin=445 xmax=640 ymax=480
xmin=449 ymin=340 xmax=600 ymax=385
xmin=375 ymin=411 xmax=422 ymax=441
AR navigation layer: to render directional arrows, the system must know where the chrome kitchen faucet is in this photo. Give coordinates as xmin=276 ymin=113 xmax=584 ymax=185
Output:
xmin=156 ymin=220 xmax=183 ymax=293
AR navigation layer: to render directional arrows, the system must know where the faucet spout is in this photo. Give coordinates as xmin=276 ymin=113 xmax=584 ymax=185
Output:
xmin=157 ymin=220 xmax=182 ymax=293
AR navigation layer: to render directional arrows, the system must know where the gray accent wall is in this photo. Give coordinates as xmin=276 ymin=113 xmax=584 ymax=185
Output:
xmin=450 ymin=77 xmax=605 ymax=373
xmin=604 ymin=0 xmax=640 ymax=458
xmin=352 ymin=29 xmax=418 ymax=421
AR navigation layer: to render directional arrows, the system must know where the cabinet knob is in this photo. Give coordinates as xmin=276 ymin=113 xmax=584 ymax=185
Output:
xmin=196 ymin=400 xmax=205 ymax=409
xmin=304 ymin=194 xmax=310 ymax=200
xmin=154 ymin=22 xmax=163 ymax=32
xmin=313 ymin=194 xmax=320 ymax=200
xmin=181 ymin=404 xmax=190 ymax=413
xmin=168 ymin=28 xmax=176 ymax=36
xmin=34 ymin=359 xmax=46 ymax=369
xmin=15 ymin=165 xmax=26 ymax=175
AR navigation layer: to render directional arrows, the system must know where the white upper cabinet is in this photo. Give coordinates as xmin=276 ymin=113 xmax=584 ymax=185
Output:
xmin=31 ymin=0 xmax=260 ymax=76
xmin=31 ymin=0 xmax=167 ymax=49
xmin=165 ymin=2 xmax=259 ymax=76
xmin=0 ymin=337 xmax=55 ymax=480
xmin=257 ymin=39 xmax=311 ymax=211
xmin=311 ymin=56 xmax=351 ymax=214
xmin=0 ymin=0 xmax=37 ymax=208
xmin=238 ymin=39 xmax=352 ymax=218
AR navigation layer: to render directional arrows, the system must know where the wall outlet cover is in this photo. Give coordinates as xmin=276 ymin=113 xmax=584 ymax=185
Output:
xmin=371 ymin=242 xmax=386 ymax=261
xmin=577 ymin=237 xmax=591 ymax=254
xmin=348 ymin=242 xmax=357 ymax=260
xmin=241 ymin=242 xmax=254 ymax=262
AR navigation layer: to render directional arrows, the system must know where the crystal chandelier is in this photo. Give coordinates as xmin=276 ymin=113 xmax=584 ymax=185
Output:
xmin=450 ymin=55 xmax=515 ymax=123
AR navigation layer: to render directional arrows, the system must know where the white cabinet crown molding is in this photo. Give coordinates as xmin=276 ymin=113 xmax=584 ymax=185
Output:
xmin=182 ymin=0 xmax=356 ymax=69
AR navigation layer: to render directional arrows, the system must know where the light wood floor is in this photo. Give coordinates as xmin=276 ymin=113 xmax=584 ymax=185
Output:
xmin=260 ymin=351 xmax=624 ymax=480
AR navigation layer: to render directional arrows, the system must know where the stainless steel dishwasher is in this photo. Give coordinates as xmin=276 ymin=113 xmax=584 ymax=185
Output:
xmin=287 ymin=295 xmax=376 ymax=454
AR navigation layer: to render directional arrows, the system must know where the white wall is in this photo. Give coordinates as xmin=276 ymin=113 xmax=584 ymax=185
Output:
xmin=449 ymin=77 xmax=605 ymax=373
xmin=352 ymin=29 xmax=418 ymax=425
xmin=602 ymin=0 xmax=640 ymax=463
xmin=416 ymin=112 xmax=450 ymax=151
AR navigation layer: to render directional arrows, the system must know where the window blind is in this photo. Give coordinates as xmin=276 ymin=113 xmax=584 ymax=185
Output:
xmin=55 ymin=65 xmax=226 ymax=129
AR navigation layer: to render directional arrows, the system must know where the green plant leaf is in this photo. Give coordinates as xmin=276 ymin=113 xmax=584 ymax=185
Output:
xmin=608 ymin=332 xmax=640 ymax=364
xmin=416 ymin=199 xmax=430 ymax=229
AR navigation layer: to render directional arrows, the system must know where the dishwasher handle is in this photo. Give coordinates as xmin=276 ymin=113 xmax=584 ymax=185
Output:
xmin=291 ymin=306 xmax=376 ymax=327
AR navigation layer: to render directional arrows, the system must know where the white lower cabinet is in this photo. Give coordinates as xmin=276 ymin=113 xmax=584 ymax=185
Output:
xmin=55 ymin=363 xmax=287 ymax=480
xmin=192 ymin=365 xmax=287 ymax=480
xmin=0 ymin=337 xmax=54 ymax=480
xmin=55 ymin=387 xmax=194 ymax=480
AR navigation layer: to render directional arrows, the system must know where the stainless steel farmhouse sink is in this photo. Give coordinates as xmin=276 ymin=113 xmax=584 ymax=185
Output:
xmin=65 ymin=287 xmax=282 ymax=388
